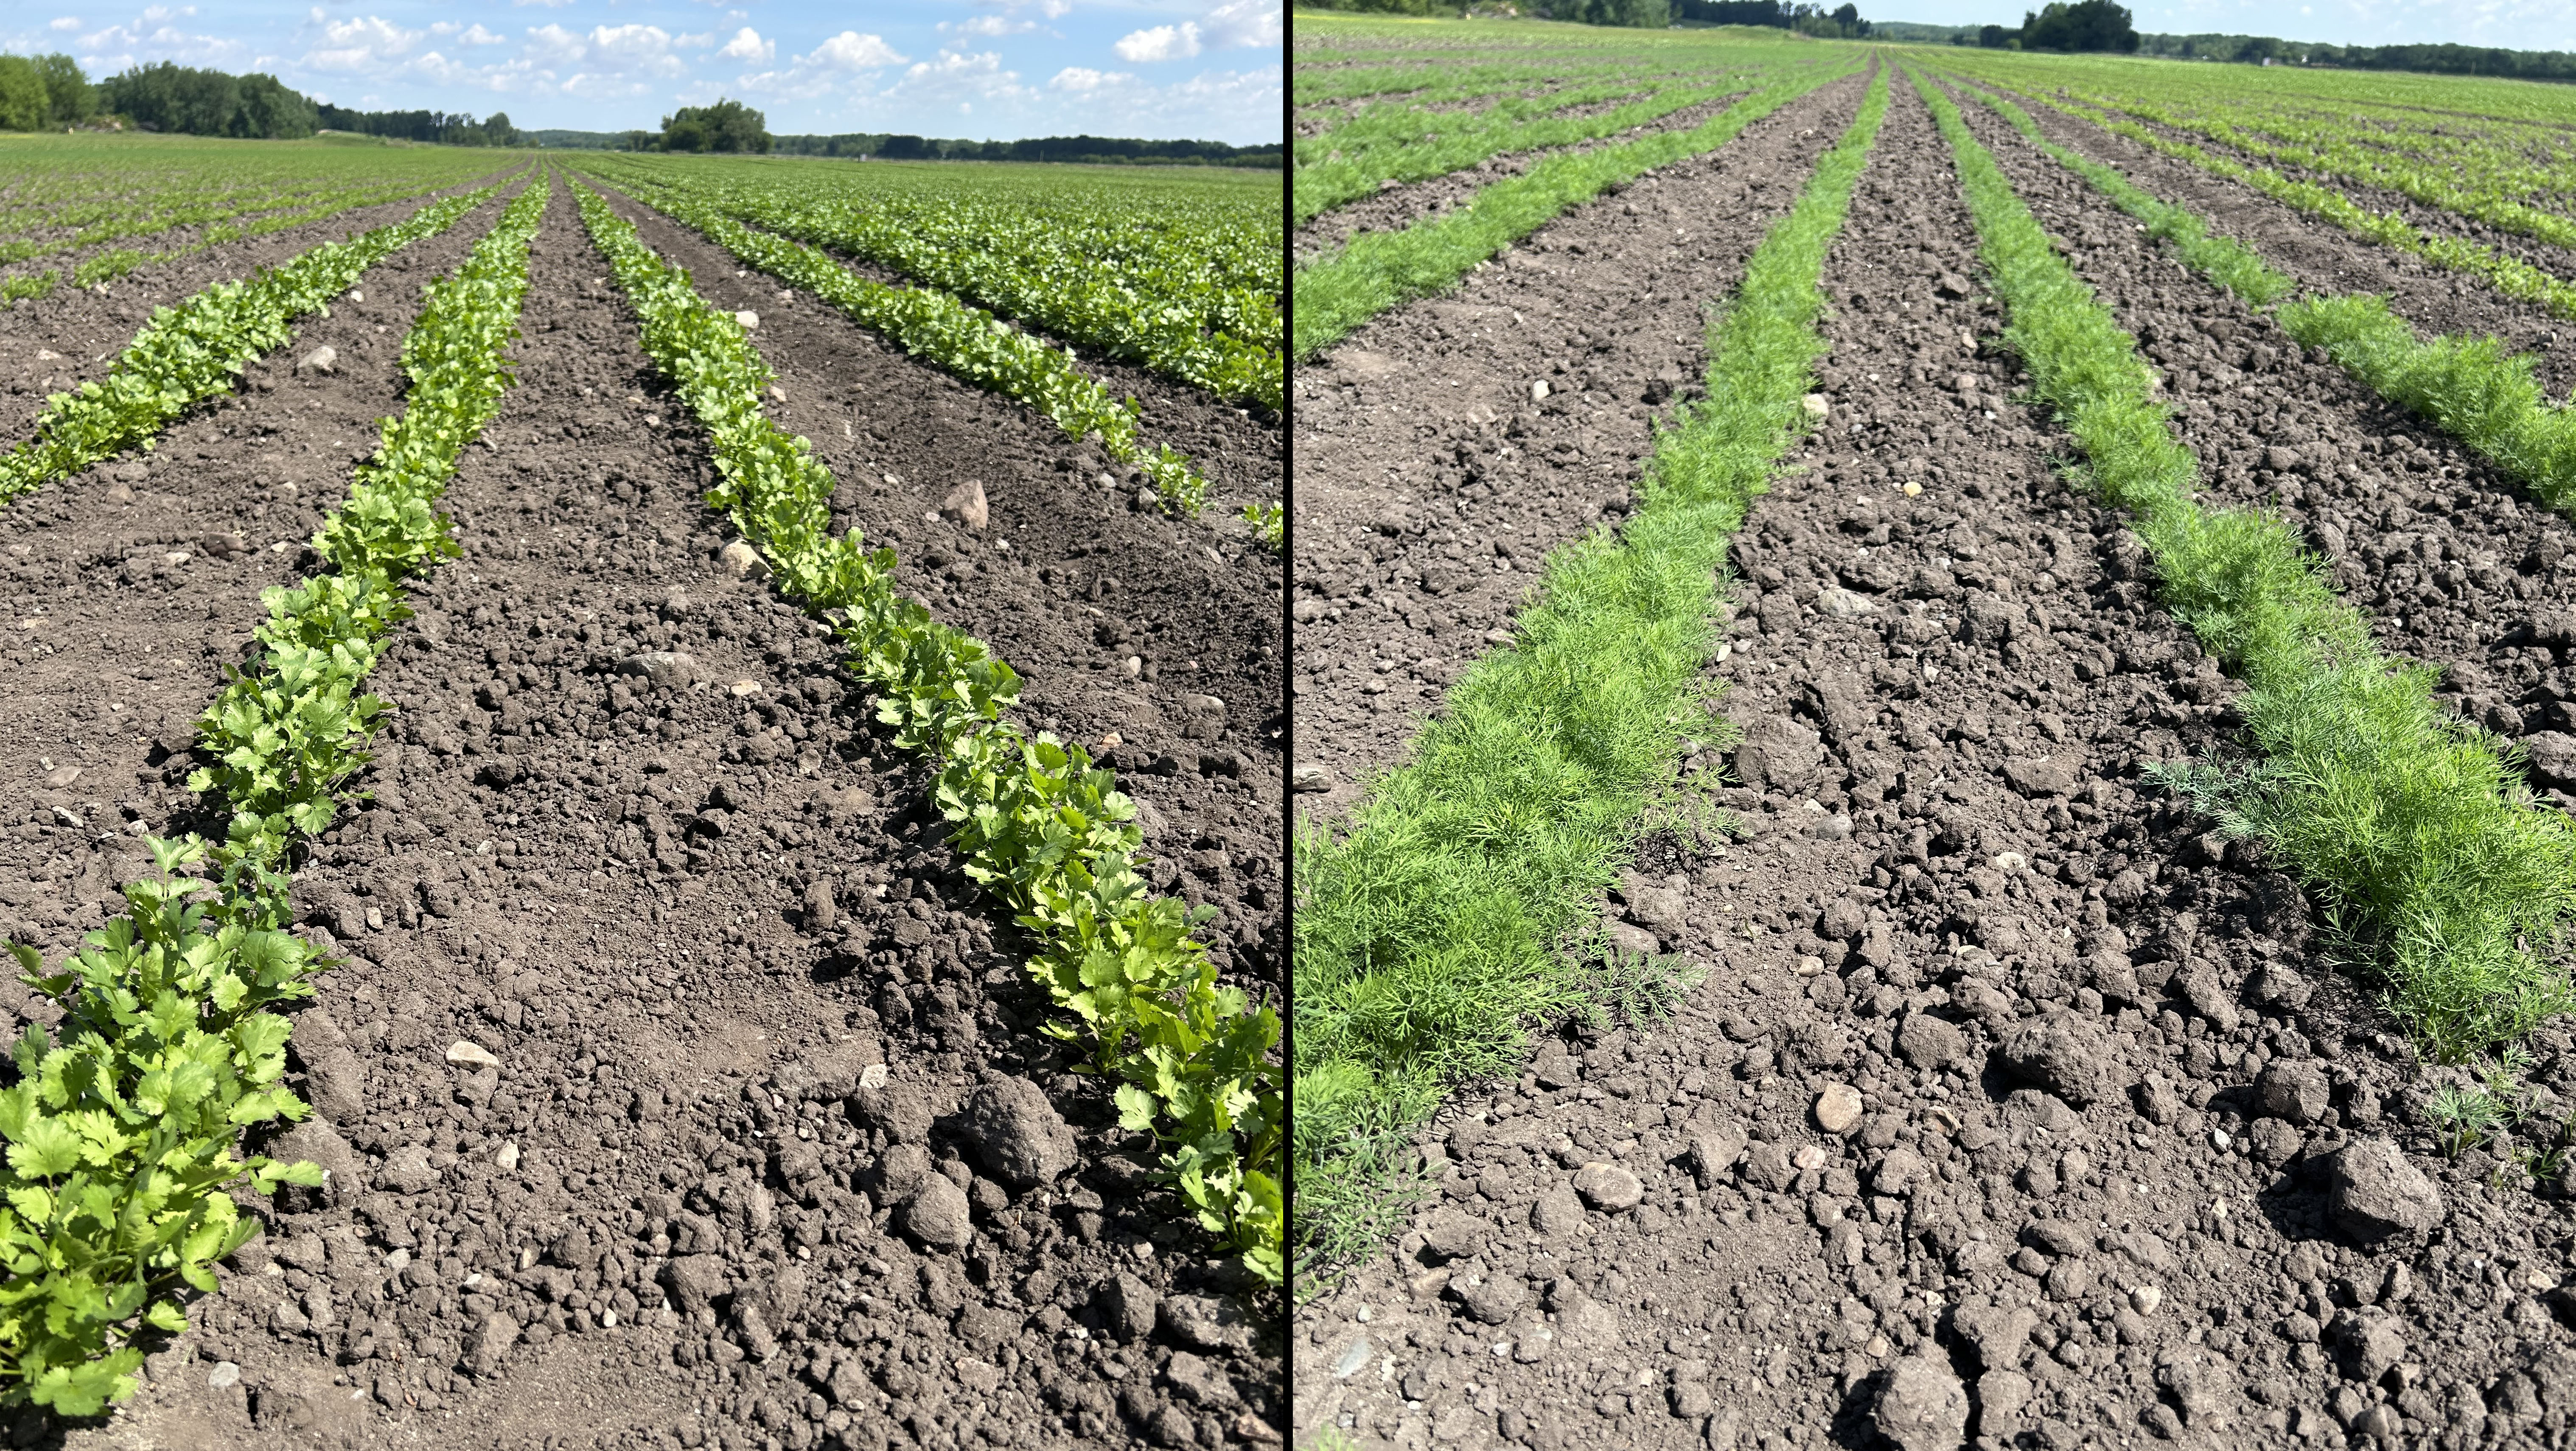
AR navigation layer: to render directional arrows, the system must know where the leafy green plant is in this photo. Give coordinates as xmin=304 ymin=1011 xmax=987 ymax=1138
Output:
xmin=1242 ymin=501 xmax=1284 ymax=551
xmin=0 ymin=175 xmax=519 ymax=507
xmin=568 ymin=175 xmax=1281 ymax=1285
xmin=571 ymin=171 xmax=1212 ymax=517
xmin=0 ymin=173 xmax=550 ymax=1413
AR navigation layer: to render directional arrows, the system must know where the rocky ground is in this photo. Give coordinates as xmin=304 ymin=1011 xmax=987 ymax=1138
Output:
xmin=1295 ymin=76 xmax=2576 ymax=1451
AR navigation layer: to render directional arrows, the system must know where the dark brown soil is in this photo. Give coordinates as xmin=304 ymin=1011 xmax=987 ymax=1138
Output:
xmin=1294 ymin=78 xmax=2576 ymax=1451
xmin=1290 ymin=72 xmax=1865 ymax=812
xmin=1985 ymin=88 xmax=2576 ymax=389
xmin=0 ymin=165 xmax=527 ymax=444
xmin=7 ymin=179 xmax=1276 ymax=1451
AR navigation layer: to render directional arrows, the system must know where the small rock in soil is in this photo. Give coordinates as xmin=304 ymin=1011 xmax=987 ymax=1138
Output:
xmin=718 ymin=539 xmax=768 ymax=578
xmin=445 ymin=1039 xmax=500 ymax=1068
xmin=957 ymin=1077 xmax=1076 ymax=1188
xmin=939 ymin=478 xmax=989 ymax=530
xmin=900 ymin=1173 xmax=974 ymax=1251
xmin=1814 ymin=1082 xmax=1864 ymax=1134
xmin=1098 ymin=1271 xmax=1159 ymax=1342
xmin=2327 ymin=1137 xmax=2446 ymax=1240
xmin=1572 ymin=1161 xmax=1643 ymax=1212
xmin=1875 ymin=1354 xmax=1969 ymax=1451
xmin=295 ymin=345 xmax=336 ymax=375
xmin=1998 ymin=1015 xmax=2116 ymax=1106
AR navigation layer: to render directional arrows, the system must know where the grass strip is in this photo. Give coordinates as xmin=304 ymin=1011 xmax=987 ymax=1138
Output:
xmin=572 ymin=171 xmax=1211 ymax=518
xmin=568 ymin=176 xmax=1283 ymax=1286
xmin=1291 ymin=60 xmax=1856 ymax=361
xmin=1989 ymin=79 xmax=2576 ymax=323
xmin=0 ymin=175 xmax=549 ymax=1416
xmin=1914 ymin=67 xmax=2576 ymax=1062
xmin=0 ymin=174 xmax=518 ymax=507
xmin=1944 ymin=76 xmax=2576 ymax=523
xmin=1291 ymin=64 xmax=1892 ymax=1291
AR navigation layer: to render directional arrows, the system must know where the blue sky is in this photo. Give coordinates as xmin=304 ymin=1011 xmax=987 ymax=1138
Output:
xmin=1 ymin=1 xmax=1281 ymax=143
xmin=1868 ymin=0 xmax=2576 ymax=48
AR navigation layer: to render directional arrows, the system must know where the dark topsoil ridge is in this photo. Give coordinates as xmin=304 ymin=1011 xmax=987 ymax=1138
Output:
xmin=1292 ymin=73 xmax=1864 ymax=812
xmin=1296 ymin=81 xmax=2576 ymax=1451
xmin=1 ymin=182 xmax=1277 ymax=1451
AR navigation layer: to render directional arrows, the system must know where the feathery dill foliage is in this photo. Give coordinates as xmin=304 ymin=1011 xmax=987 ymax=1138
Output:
xmin=1291 ymin=65 xmax=1892 ymax=1290
xmin=1913 ymin=67 xmax=2576 ymax=1059
xmin=1944 ymin=75 xmax=2576 ymax=520
xmin=1290 ymin=62 xmax=1858 ymax=361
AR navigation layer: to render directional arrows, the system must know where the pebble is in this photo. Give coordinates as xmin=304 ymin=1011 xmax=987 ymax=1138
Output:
xmin=1530 ymin=379 xmax=1550 ymax=401
xmin=939 ymin=478 xmax=990 ymax=531
xmin=901 ymin=1175 xmax=974 ymax=1250
xmin=446 ymin=1040 xmax=501 ymax=1068
xmin=617 ymin=650 xmax=697 ymax=688
xmin=734 ymin=310 xmax=759 ymax=329
xmin=728 ymin=679 xmax=761 ymax=697
xmin=1571 ymin=1161 xmax=1643 ymax=1212
xmin=718 ymin=539 xmax=768 ymax=578
xmin=1875 ymin=1355 xmax=1968 ymax=1451
xmin=295 ymin=345 xmax=336 ymax=375
xmin=1292 ymin=764 xmax=1336 ymax=793
xmin=2327 ymin=1136 xmax=2447 ymax=1239
xmin=1814 ymin=1083 xmax=1865 ymax=1135
xmin=496 ymin=1142 xmax=520 ymax=1171
xmin=1791 ymin=1144 xmax=1830 ymax=1171
xmin=208 ymin=1362 xmax=240 ymax=1390
xmin=2130 ymin=1284 xmax=2163 ymax=1316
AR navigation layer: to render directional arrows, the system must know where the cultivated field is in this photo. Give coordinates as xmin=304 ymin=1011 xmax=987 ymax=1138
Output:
xmin=1293 ymin=17 xmax=2576 ymax=1451
xmin=0 ymin=133 xmax=1281 ymax=1449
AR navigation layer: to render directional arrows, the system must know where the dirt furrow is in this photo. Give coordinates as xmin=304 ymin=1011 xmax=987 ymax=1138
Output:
xmin=1289 ymin=72 xmax=1862 ymax=812
xmin=0 ymin=182 xmax=517 ymax=981
xmin=578 ymin=182 xmax=1283 ymax=997
xmin=0 ymin=165 xmax=525 ymax=440
xmin=1950 ymin=86 xmax=2576 ymax=815
xmin=1981 ymin=88 xmax=2576 ymax=392
xmin=57 ymin=184 xmax=1276 ymax=1451
xmin=1297 ymin=79 xmax=2566 ymax=1451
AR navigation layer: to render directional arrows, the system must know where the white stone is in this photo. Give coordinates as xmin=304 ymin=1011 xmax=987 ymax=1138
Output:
xmin=734 ymin=310 xmax=760 ymax=330
xmin=446 ymin=1040 xmax=501 ymax=1068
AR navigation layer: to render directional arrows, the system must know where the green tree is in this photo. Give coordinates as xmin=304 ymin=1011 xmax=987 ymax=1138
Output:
xmin=2019 ymin=0 xmax=2138 ymax=52
xmin=659 ymin=98 xmax=771 ymax=154
xmin=34 ymin=54 xmax=92 ymax=126
xmin=231 ymin=73 xmax=317 ymax=139
xmin=0 ymin=57 xmax=48 ymax=131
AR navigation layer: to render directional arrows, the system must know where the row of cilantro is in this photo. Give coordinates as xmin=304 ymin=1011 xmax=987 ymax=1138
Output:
xmin=582 ymin=156 xmax=1279 ymax=414
xmin=1296 ymin=70 xmax=1765 ymax=228
xmin=0 ymin=174 xmax=518 ymax=507
xmin=566 ymin=174 xmax=1283 ymax=1286
xmin=1 ymin=171 xmax=469 ymax=300
xmin=1294 ymin=63 xmax=1891 ymax=1291
xmin=1945 ymin=70 xmax=2576 ymax=325
xmin=0 ymin=174 xmax=548 ymax=1417
xmin=1292 ymin=59 xmax=1858 ymax=360
xmin=2024 ymin=77 xmax=2576 ymax=258
xmin=566 ymin=171 xmax=1212 ymax=517
xmin=1913 ymin=68 xmax=2576 ymax=1062
xmin=1939 ymin=73 xmax=2576 ymax=520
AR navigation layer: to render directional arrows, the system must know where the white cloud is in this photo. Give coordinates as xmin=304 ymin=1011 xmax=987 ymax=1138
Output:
xmin=512 ymin=0 xmax=574 ymax=8
xmin=892 ymin=48 xmax=1025 ymax=103
xmin=48 ymin=17 xmax=81 ymax=31
xmin=1200 ymin=0 xmax=1281 ymax=49
xmin=1114 ymin=23 xmax=1199 ymax=62
xmin=812 ymin=31 xmax=906 ymax=68
xmin=306 ymin=14 xmax=422 ymax=71
xmin=1049 ymin=66 xmax=1130 ymax=91
xmin=79 ymin=6 xmax=248 ymax=72
xmin=428 ymin=21 xmax=505 ymax=45
xmin=943 ymin=15 xmax=1040 ymax=37
xmin=717 ymin=26 xmax=771 ymax=62
xmin=736 ymin=29 xmax=908 ymax=97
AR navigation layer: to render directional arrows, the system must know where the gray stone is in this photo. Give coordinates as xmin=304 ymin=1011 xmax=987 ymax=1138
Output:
xmin=900 ymin=1174 xmax=975 ymax=1252
xmin=2174 ymin=962 xmax=2242 ymax=1033
xmin=379 ymin=1143 xmax=437 ymax=1195
xmin=1097 ymin=1271 xmax=1157 ymax=1342
xmin=1162 ymin=1294 xmax=1252 ymax=1351
xmin=2525 ymin=732 xmax=2576 ymax=790
xmin=466 ymin=1312 xmax=519 ymax=1378
xmin=1624 ymin=874 xmax=1690 ymax=945
xmin=1875 ymin=1355 xmax=1969 ymax=1451
xmin=660 ymin=1255 xmax=728 ymax=1314
xmin=1447 ymin=1268 xmax=1528 ymax=1325
xmin=1952 ymin=1303 xmax=2037 ymax=1371
xmin=1896 ymin=1013 xmax=1965 ymax=1072
xmin=2256 ymin=1061 xmax=2331 ymax=1125
xmin=1572 ymin=1161 xmax=1643 ymax=1212
xmin=1816 ymin=897 xmax=1866 ymax=942
xmin=1685 ymin=1126 xmax=1746 ymax=1188
xmin=1998 ymin=1017 xmax=2116 ymax=1106
xmin=1975 ymin=1369 xmax=2032 ymax=1432
xmin=2001 ymin=756 xmax=2078 ymax=797
xmin=2327 ymin=1137 xmax=2446 ymax=1240
xmin=1819 ymin=587 xmax=1879 ymax=617
xmin=1530 ymin=1185 xmax=1587 ymax=1237
xmin=1872 ymin=1146 xmax=1928 ymax=1197
xmin=959 ymin=1078 xmax=1077 ymax=1188
xmin=718 ymin=539 xmax=768 ymax=578
xmin=938 ymin=479 xmax=989 ymax=530
xmin=1732 ymin=716 xmax=1823 ymax=791
xmin=295 ymin=345 xmax=336 ymax=375
xmin=1162 ymin=1351 xmax=1241 ymax=1408
xmin=616 ymin=651 xmax=697 ymax=689
xmin=1419 ymin=1207 xmax=1487 ymax=1262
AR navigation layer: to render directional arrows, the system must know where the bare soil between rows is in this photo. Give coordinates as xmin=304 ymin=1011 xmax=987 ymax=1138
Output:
xmin=0 ymin=179 xmax=1278 ymax=1451
xmin=1295 ymin=78 xmax=2576 ymax=1451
